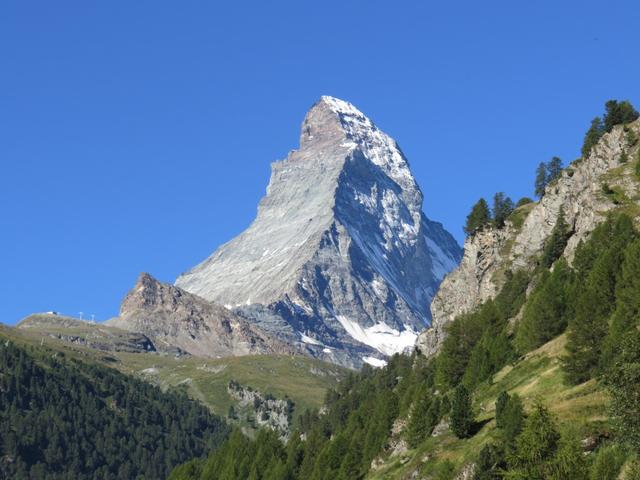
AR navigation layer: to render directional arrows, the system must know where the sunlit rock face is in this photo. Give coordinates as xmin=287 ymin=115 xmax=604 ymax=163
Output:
xmin=176 ymin=96 xmax=461 ymax=367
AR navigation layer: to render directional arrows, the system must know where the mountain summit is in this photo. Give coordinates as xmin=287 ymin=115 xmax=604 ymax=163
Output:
xmin=176 ymin=96 xmax=461 ymax=367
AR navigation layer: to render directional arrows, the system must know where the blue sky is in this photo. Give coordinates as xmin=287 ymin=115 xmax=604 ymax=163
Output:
xmin=1 ymin=1 xmax=638 ymax=323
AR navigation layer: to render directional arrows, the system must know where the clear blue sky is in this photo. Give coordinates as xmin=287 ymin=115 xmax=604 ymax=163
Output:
xmin=1 ymin=1 xmax=638 ymax=323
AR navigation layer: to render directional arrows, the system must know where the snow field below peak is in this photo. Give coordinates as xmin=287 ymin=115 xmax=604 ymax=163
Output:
xmin=335 ymin=315 xmax=417 ymax=356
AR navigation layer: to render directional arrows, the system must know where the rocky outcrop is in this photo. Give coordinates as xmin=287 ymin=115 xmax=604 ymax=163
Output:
xmin=418 ymin=119 xmax=640 ymax=357
xmin=176 ymin=96 xmax=461 ymax=367
xmin=227 ymin=380 xmax=293 ymax=438
xmin=107 ymin=273 xmax=296 ymax=358
xmin=416 ymin=227 xmax=513 ymax=357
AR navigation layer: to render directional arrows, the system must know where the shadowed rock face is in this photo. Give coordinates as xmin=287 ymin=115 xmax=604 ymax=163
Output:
xmin=175 ymin=96 xmax=461 ymax=367
xmin=108 ymin=273 xmax=296 ymax=358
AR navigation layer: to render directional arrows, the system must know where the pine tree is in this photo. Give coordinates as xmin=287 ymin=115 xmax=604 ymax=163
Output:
xmin=475 ymin=443 xmax=506 ymax=480
xmin=534 ymin=162 xmax=547 ymax=198
xmin=603 ymin=100 xmax=639 ymax=132
xmin=547 ymin=432 xmax=588 ymax=480
xmin=407 ymin=390 xmax=440 ymax=447
xmin=541 ymin=209 xmax=570 ymax=268
xmin=546 ymin=157 xmax=563 ymax=183
xmin=450 ymin=384 xmax=474 ymax=438
xmin=492 ymin=192 xmax=514 ymax=228
xmin=582 ymin=117 xmax=604 ymax=158
xmin=515 ymin=259 xmax=572 ymax=353
xmin=602 ymin=239 xmax=640 ymax=367
xmin=606 ymin=329 xmax=640 ymax=451
xmin=464 ymin=198 xmax=491 ymax=236
xmin=501 ymin=394 xmax=525 ymax=445
xmin=508 ymin=402 xmax=560 ymax=479
xmin=495 ymin=391 xmax=509 ymax=429
xmin=564 ymin=214 xmax=636 ymax=383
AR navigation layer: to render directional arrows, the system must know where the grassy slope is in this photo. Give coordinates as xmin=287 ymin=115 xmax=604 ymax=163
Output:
xmin=368 ymin=334 xmax=609 ymax=479
xmin=0 ymin=321 xmax=346 ymax=429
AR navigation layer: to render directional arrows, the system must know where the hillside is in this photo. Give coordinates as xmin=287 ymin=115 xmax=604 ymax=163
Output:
xmin=0 ymin=330 xmax=229 ymax=480
xmin=8 ymin=316 xmax=346 ymax=434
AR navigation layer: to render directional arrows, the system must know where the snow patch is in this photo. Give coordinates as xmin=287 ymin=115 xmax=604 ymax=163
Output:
xmin=363 ymin=356 xmax=388 ymax=368
xmin=323 ymin=348 xmax=332 ymax=354
xmin=336 ymin=315 xmax=417 ymax=356
xmin=300 ymin=332 xmax=323 ymax=346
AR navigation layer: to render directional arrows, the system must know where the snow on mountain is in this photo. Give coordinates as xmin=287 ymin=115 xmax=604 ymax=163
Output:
xmin=176 ymin=96 xmax=461 ymax=367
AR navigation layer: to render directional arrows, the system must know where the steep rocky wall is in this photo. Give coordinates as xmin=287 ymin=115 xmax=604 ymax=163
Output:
xmin=417 ymin=119 xmax=640 ymax=357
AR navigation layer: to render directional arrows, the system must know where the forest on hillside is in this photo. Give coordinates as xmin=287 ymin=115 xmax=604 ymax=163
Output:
xmin=0 ymin=340 xmax=230 ymax=479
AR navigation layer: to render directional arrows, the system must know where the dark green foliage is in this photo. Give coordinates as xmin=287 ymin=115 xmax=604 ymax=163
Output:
xmin=603 ymin=100 xmax=639 ymax=133
xmin=636 ymin=152 xmax=640 ymax=177
xmin=515 ymin=258 xmax=573 ymax=353
xmin=507 ymin=402 xmax=560 ymax=479
xmin=547 ymin=432 xmax=589 ymax=480
xmin=492 ymin=192 xmax=514 ymax=228
xmin=0 ymin=339 xmax=229 ymax=480
xmin=407 ymin=389 xmax=441 ymax=447
xmin=564 ymin=215 xmax=637 ymax=383
xmin=546 ymin=157 xmax=563 ymax=183
xmin=606 ymin=329 xmax=640 ymax=451
xmin=588 ymin=444 xmax=627 ymax=480
xmin=473 ymin=443 xmax=505 ymax=480
xmin=582 ymin=116 xmax=605 ymax=157
xmin=534 ymin=157 xmax=563 ymax=198
xmin=464 ymin=198 xmax=491 ymax=236
xmin=450 ymin=384 xmax=473 ymax=438
xmin=495 ymin=392 xmax=524 ymax=445
xmin=534 ymin=162 xmax=547 ymax=198
xmin=540 ymin=209 xmax=570 ymax=268
xmin=582 ymin=100 xmax=638 ymax=157
xmin=495 ymin=391 xmax=509 ymax=428
xmin=602 ymin=239 xmax=640 ymax=367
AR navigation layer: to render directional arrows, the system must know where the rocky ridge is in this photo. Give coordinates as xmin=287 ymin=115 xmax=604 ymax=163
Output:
xmin=107 ymin=273 xmax=296 ymax=358
xmin=417 ymin=119 xmax=640 ymax=357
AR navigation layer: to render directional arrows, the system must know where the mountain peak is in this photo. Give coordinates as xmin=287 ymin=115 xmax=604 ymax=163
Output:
xmin=317 ymin=95 xmax=366 ymax=118
xmin=176 ymin=98 xmax=462 ymax=367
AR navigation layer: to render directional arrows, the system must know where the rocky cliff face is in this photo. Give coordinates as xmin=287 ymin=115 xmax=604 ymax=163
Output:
xmin=176 ymin=96 xmax=461 ymax=367
xmin=417 ymin=119 xmax=640 ymax=357
xmin=108 ymin=273 xmax=295 ymax=358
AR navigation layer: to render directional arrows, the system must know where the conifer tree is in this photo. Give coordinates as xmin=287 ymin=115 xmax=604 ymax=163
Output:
xmin=541 ymin=209 xmax=570 ymax=268
xmin=515 ymin=258 xmax=572 ymax=352
xmin=602 ymin=239 xmax=640 ymax=367
xmin=605 ymin=329 xmax=640 ymax=451
xmin=582 ymin=117 xmax=604 ymax=157
xmin=534 ymin=162 xmax=547 ymax=198
xmin=450 ymin=384 xmax=474 ymax=438
xmin=464 ymin=198 xmax=491 ymax=236
xmin=603 ymin=100 xmax=639 ymax=132
xmin=492 ymin=192 xmax=514 ymax=228
xmin=508 ymin=402 xmax=560 ymax=479
xmin=564 ymin=214 xmax=636 ymax=383
xmin=407 ymin=390 xmax=438 ymax=447
xmin=495 ymin=391 xmax=509 ymax=429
